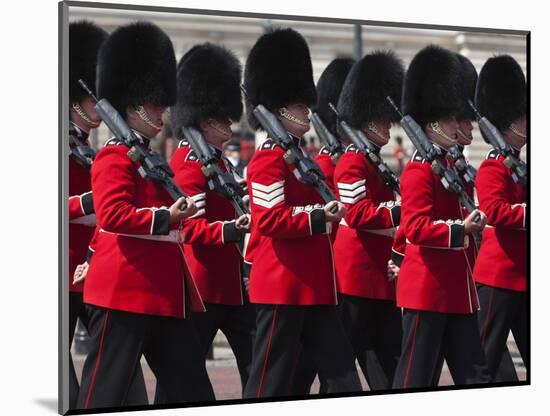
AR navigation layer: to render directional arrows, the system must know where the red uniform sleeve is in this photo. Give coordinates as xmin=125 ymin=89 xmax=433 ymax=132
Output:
xmin=68 ymin=191 xmax=94 ymax=220
xmin=401 ymin=162 xmax=465 ymax=249
xmin=335 ymin=153 xmax=400 ymax=229
xmin=91 ymin=146 xmax=171 ymax=235
xmin=475 ymin=159 xmax=526 ymax=229
xmin=170 ymin=148 xmax=241 ymax=245
xmin=248 ymin=148 xmax=328 ymax=239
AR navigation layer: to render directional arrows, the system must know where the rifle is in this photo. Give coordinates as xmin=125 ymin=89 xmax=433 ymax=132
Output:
xmin=179 ymin=126 xmax=250 ymax=219
xmin=69 ymin=122 xmax=95 ymax=169
xmin=468 ymin=100 xmax=527 ymax=187
xmin=329 ymin=103 xmax=401 ymax=195
xmin=241 ymin=86 xmax=338 ymax=211
xmin=386 ymin=95 xmax=481 ymax=250
xmin=311 ymin=112 xmax=343 ymax=164
xmin=448 ymin=145 xmax=477 ymax=185
xmin=78 ymin=79 xmax=187 ymax=210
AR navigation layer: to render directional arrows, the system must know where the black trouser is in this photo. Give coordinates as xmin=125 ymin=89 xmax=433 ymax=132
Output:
xmin=432 ymin=343 xmax=518 ymax=385
xmin=69 ymin=292 xmax=90 ymax=409
xmin=155 ymin=302 xmax=255 ymax=402
xmin=339 ymin=295 xmax=402 ymax=390
xmin=244 ymin=304 xmax=362 ymax=398
xmin=76 ymin=305 xmax=214 ymax=410
xmin=69 ymin=293 xmax=148 ymax=409
xmin=477 ymin=284 xmax=528 ymax=380
xmin=291 ymin=295 xmax=402 ymax=394
xmin=392 ymin=309 xmax=491 ymax=389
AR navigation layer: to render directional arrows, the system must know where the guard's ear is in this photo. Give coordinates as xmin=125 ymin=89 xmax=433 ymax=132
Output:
xmin=199 ymin=119 xmax=210 ymax=132
xmin=126 ymin=106 xmax=138 ymax=122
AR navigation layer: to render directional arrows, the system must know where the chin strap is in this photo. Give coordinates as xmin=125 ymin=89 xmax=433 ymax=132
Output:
xmin=207 ymin=118 xmax=232 ymax=137
xmin=430 ymin=121 xmax=457 ymax=146
xmin=457 ymin=128 xmax=472 ymax=142
xmin=366 ymin=122 xmax=390 ymax=143
xmin=135 ymin=105 xmax=162 ymax=130
xmin=509 ymin=123 xmax=527 ymax=138
xmin=72 ymin=103 xmax=100 ymax=128
xmin=278 ymin=107 xmax=309 ymax=127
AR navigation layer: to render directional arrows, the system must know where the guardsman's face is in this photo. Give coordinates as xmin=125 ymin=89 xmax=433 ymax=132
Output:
xmin=70 ymin=96 xmax=102 ymax=133
xmin=277 ymin=103 xmax=311 ymax=138
xmin=126 ymin=103 xmax=167 ymax=139
xmin=200 ymin=117 xmax=233 ymax=149
xmin=426 ymin=117 xmax=458 ymax=150
xmin=457 ymin=119 xmax=474 ymax=146
xmin=504 ymin=115 xmax=527 ymax=150
xmin=80 ymin=96 xmax=101 ymax=124
xmin=361 ymin=119 xmax=391 ymax=147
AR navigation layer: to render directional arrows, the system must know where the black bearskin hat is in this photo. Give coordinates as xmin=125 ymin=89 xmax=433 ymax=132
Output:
xmin=171 ymin=43 xmax=243 ymax=131
xmin=69 ymin=20 xmax=108 ymax=103
xmin=243 ymin=28 xmax=317 ymax=130
xmin=402 ymin=45 xmax=461 ymax=126
xmin=337 ymin=50 xmax=404 ymax=128
xmin=313 ymin=58 xmax=355 ymax=136
xmin=96 ymin=21 xmax=177 ymax=117
xmin=456 ymin=54 xmax=478 ymax=121
xmin=475 ymin=55 xmax=526 ymax=129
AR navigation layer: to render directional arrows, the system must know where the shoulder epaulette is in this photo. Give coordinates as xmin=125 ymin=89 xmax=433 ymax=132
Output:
xmin=319 ymin=146 xmax=331 ymax=156
xmin=345 ymin=144 xmax=360 ymax=153
xmin=178 ymin=140 xmax=190 ymax=148
xmin=259 ymin=139 xmax=278 ymax=151
xmin=412 ymin=150 xmax=427 ymax=163
xmin=486 ymin=149 xmax=500 ymax=160
xmin=104 ymin=137 xmax=124 ymax=147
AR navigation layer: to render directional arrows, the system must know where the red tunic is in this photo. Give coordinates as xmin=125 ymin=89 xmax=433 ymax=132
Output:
xmin=396 ymin=151 xmax=479 ymax=314
xmin=332 ymin=144 xmax=400 ymax=301
xmin=170 ymin=140 xmax=244 ymax=306
xmin=244 ymin=138 xmax=337 ymax=305
xmin=473 ymin=150 xmax=526 ymax=292
xmin=68 ymin=153 xmax=96 ymax=293
xmin=83 ymin=137 xmax=204 ymax=318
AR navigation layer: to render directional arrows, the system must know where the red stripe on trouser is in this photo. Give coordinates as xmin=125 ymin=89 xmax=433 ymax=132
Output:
xmin=85 ymin=311 xmax=110 ymax=409
xmin=481 ymin=288 xmax=494 ymax=348
xmin=257 ymin=306 xmax=278 ymax=397
xmin=403 ymin=311 xmax=420 ymax=388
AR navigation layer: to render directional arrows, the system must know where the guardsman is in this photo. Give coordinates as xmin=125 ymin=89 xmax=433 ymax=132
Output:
xmin=165 ymin=43 xmax=254 ymax=397
xmin=473 ymin=55 xmax=527 ymax=381
xmin=313 ymin=58 xmax=356 ymax=204
xmin=76 ymin=22 xmax=214 ymax=408
xmin=68 ymin=20 xmax=109 ymax=409
xmin=291 ymin=57 xmax=355 ymax=395
xmin=392 ymin=45 xmax=491 ymax=388
xmin=242 ymin=28 xmax=362 ymax=398
xmin=332 ymin=51 xmax=404 ymax=390
xmin=67 ymin=20 xmax=148 ymax=409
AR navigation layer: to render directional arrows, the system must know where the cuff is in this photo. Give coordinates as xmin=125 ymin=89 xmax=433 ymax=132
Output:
xmin=390 ymin=204 xmax=401 ymax=227
xmin=242 ymin=261 xmax=252 ymax=278
xmin=86 ymin=247 xmax=94 ymax=263
xmin=222 ymin=221 xmax=243 ymax=244
xmin=152 ymin=208 xmax=171 ymax=235
xmin=379 ymin=201 xmax=401 ymax=227
xmin=310 ymin=208 xmax=327 ymax=235
xmin=449 ymin=223 xmax=466 ymax=248
xmin=81 ymin=192 xmax=94 ymax=215
xmin=391 ymin=249 xmax=405 ymax=267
